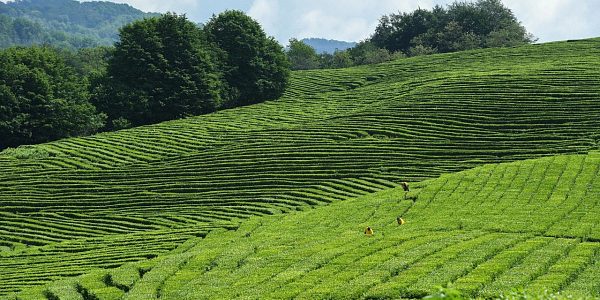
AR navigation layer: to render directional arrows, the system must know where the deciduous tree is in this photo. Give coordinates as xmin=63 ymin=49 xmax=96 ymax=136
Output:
xmin=0 ymin=46 xmax=104 ymax=148
xmin=204 ymin=10 xmax=289 ymax=108
xmin=370 ymin=0 xmax=534 ymax=56
xmin=92 ymin=13 xmax=223 ymax=129
xmin=287 ymin=38 xmax=320 ymax=70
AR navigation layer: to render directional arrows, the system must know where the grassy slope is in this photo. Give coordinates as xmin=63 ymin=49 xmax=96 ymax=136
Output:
xmin=2 ymin=38 xmax=600 ymax=296
xmin=15 ymin=151 xmax=600 ymax=299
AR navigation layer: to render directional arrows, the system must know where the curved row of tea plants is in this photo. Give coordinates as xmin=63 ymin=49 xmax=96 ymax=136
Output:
xmin=1 ymin=38 xmax=600 ymax=296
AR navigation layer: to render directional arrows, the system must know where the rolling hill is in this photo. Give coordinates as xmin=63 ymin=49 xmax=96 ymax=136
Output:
xmin=11 ymin=152 xmax=600 ymax=299
xmin=2 ymin=38 xmax=600 ymax=298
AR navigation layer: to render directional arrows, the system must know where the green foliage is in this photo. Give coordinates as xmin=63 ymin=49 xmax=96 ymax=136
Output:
xmin=2 ymin=10 xmax=290 ymax=142
xmin=348 ymin=40 xmax=405 ymax=66
xmin=408 ymin=44 xmax=438 ymax=57
xmin=371 ymin=0 xmax=534 ymax=56
xmin=1 ymin=145 xmax=51 ymax=159
xmin=330 ymin=50 xmax=354 ymax=68
xmin=291 ymin=40 xmax=405 ymax=70
xmin=60 ymin=46 xmax=113 ymax=77
xmin=287 ymin=38 xmax=320 ymax=70
xmin=0 ymin=15 xmax=47 ymax=48
xmin=204 ymin=10 xmax=290 ymax=108
xmin=0 ymin=0 xmax=157 ymax=50
xmin=498 ymin=289 xmax=586 ymax=300
xmin=485 ymin=23 xmax=537 ymax=48
xmin=372 ymin=7 xmax=434 ymax=53
xmin=92 ymin=13 xmax=223 ymax=129
xmin=424 ymin=287 xmax=466 ymax=299
xmin=0 ymin=46 xmax=105 ymax=149
xmin=287 ymin=0 xmax=532 ymax=69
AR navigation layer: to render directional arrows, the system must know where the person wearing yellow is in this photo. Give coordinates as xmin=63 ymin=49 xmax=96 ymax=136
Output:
xmin=397 ymin=216 xmax=406 ymax=225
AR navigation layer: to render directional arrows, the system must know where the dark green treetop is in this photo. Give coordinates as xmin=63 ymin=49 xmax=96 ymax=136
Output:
xmin=0 ymin=46 xmax=105 ymax=149
xmin=204 ymin=10 xmax=290 ymax=108
xmin=92 ymin=13 xmax=224 ymax=129
xmin=371 ymin=0 xmax=534 ymax=55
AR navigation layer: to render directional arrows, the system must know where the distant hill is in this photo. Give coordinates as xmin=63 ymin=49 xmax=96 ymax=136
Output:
xmin=0 ymin=0 xmax=158 ymax=49
xmin=301 ymin=37 xmax=356 ymax=53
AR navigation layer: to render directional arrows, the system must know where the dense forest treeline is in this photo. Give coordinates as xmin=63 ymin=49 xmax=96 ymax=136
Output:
xmin=0 ymin=0 xmax=157 ymax=49
xmin=0 ymin=46 xmax=105 ymax=147
xmin=286 ymin=0 xmax=535 ymax=70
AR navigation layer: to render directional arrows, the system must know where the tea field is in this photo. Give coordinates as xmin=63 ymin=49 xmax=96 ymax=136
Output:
xmin=1 ymin=38 xmax=600 ymax=298
xmin=11 ymin=152 xmax=600 ymax=299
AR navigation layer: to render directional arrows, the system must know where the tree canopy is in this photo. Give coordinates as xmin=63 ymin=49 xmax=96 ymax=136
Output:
xmin=204 ymin=10 xmax=290 ymax=108
xmin=371 ymin=0 xmax=534 ymax=55
xmin=286 ymin=38 xmax=320 ymax=70
xmin=92 ymin=13 xmax=223 ymax=130
xmin=284 ymin=0 xmax=533 ymax=71
xmin=0 ymin=46 xmax=104 ymax=149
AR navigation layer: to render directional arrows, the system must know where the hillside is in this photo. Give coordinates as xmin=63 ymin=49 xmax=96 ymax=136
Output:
xmin=0 ymin=0 xmax=157 ymax=49
xmin=12 ymin=152 xmax=600 ymax=299
xmin=1 ymin=38 xmax=600 ymax=297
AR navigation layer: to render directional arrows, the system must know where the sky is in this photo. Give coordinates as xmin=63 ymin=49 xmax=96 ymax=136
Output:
xmin=35 ymin=0 xmax=600 ymax=45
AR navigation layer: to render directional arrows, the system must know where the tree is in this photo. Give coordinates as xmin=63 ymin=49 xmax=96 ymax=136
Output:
xmin=407 ymin=44 xmax=437 ymax=57
xmin=433 ymin=21 xmax=480 ymax=52
xmin=318 ymin=52 xmax=334 ymax=69
xmin=59 ymin=46 xmax=113 ymax=76
xmin=446 ymin=0 xmax=534 ymax=47
xmin=485 ymin=23 xmax=536 ymax=48
xmin=92 ymin=13 xmax=223 ymax=129
xmin=0 ymin=46 xmax=104 ymax=149
xmin=331 ymin=50 xmax=353 ymax=68
xmin=371 ymin=8 xmax=434 ymax=53
xmin=370 ymin=0 xmax=534 ymax=56
xmin=287 ymin=38 xmax=320 ymax=70
xmin=447 ymin=0 xmax=518 ymax=36
xmin=347 ymin=41 xmax=404 ymax=66
xmin=204 ymin=10 xmax=289 ymax=108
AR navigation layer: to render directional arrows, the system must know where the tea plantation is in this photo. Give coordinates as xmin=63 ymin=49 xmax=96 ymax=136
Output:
xmin=2 ymin=38 xmax=600 ymax=298
xmin=11 ymin=152 xmax=600 ymax=299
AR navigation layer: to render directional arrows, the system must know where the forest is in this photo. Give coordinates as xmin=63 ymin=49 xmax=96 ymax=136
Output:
xmin=0 ymin=0 xmax=156 ymax=49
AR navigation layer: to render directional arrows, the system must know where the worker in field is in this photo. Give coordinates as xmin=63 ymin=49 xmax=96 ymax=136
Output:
xmin=397 ymin=216 xmax=405 ymax=225
xmin=364 ymin=226 xmax=374 ymax=236
xmin=401 ymin=182 xmax=409 ymax=192
xmin=401 ymin=182 xmax=410 ymax=199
